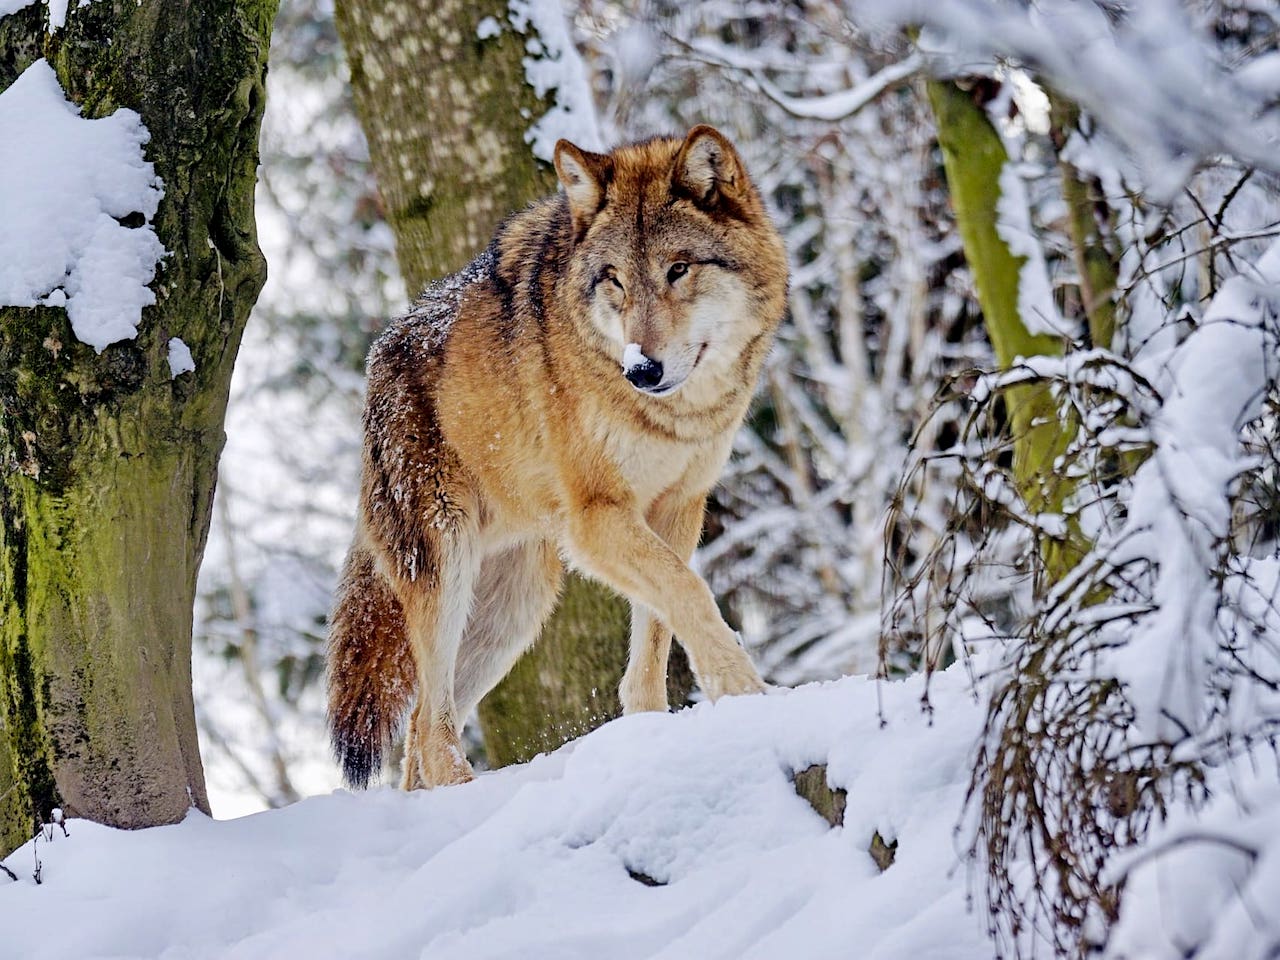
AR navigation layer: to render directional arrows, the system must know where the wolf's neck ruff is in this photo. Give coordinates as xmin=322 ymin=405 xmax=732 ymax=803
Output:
xmin=328 ymin=126 xmax=789 ymax=791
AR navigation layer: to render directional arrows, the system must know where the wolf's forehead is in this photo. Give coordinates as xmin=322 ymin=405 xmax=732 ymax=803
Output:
xmin=593 ymin=198 xmax=718 ymax=262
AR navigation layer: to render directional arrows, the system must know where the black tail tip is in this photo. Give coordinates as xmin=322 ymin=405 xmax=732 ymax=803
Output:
xmin=331 ymin=729 xmax=379 ymax=790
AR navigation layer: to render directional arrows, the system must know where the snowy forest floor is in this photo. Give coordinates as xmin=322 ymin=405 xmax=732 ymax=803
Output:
xmin=2 ymin=664 xmax=994 ymax=959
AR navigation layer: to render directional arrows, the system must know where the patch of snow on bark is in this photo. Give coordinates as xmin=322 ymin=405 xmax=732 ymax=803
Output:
xmin=167 ymin=337 xmax=195 ymax=377
xmin=508 ymin=0 xmax=604 ymax=159
xmin=996 ymin=161 xmax=1069 ymax=338
xmin=0 ymin=59 xmax=166 ymax=353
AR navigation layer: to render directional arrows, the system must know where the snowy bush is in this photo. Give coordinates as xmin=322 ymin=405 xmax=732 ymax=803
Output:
xmin=870 ymin=1 xmax=1280 ymax=954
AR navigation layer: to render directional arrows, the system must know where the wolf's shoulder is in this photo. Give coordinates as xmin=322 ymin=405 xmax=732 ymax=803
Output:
xmin=367 ymin=247 xmax=497 ymax=375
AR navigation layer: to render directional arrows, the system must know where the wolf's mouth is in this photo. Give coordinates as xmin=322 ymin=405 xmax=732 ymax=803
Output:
xmin=637 ymin=343 xmax=709 ymax=397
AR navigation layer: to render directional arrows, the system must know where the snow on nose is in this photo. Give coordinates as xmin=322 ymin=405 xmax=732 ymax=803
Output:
xmin=622 ymin=342 xmax=648 ymax=373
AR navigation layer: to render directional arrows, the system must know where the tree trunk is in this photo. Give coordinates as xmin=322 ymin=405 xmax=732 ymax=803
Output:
xmin=1047 ymin=93 xmax=1119 ymax=351
xmin=337 ymin=0 xmax=686 ymax=770
xmin=925 ymin=79 xmax=1086 ymax=583
xmin=335 ymin=0 xmax=556 ymax=296
xmin=0 ymin=0 xmax=276 ymax=856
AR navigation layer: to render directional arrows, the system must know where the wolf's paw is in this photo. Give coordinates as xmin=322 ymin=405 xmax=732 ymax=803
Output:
xmin=413 ymin=727 xmax=476 ymax=789
xmin=620 ymin=679 xmax=670 ymax=715
xmin=426 ymin=744 xmax=476 ymax=788
xmin=699 ymin=646 xmax=766 ymax=702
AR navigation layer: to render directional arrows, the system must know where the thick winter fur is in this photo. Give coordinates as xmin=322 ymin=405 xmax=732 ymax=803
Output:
xmin=328 ymin=126 xmax=789 ymax=789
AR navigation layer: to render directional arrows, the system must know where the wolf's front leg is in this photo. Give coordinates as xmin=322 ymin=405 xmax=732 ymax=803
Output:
xmin=566 ymin=498 xmax=764 ymax=705
xmin=621 ymin=491 xmax=713 ymax=713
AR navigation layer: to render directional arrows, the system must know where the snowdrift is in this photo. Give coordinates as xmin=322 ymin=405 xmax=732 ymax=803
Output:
xmin=1 ymin=667 xmax=991 ymax=960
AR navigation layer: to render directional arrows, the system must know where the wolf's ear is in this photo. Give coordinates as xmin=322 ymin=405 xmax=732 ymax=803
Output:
xmin=673 ymin=125 xmax=748 ymax=213
xmin=554 ymin=140 xmax=612 ymax=236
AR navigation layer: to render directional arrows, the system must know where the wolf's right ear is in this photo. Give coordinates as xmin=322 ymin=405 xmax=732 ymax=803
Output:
xmin=673 ymin=125 xmax=749 ymax=217
xmin=554 ymin=140 xmax=612 ymax=237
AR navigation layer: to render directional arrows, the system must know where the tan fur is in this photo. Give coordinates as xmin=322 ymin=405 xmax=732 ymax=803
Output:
xmin=327 ymin=126 xmax=789 ymax=789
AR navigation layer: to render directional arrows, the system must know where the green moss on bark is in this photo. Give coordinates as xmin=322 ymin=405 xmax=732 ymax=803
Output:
xmin=926 ymin=79 xmax=1087 ymax=582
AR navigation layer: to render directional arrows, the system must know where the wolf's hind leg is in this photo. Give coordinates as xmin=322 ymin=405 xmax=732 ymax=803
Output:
xmin=453 ymin=540 xmax=563 ymax=718
xmin=400 ymin=701 xmax=426 ymax=790
xmin=401 ymin=535 xmax=480 ymax=789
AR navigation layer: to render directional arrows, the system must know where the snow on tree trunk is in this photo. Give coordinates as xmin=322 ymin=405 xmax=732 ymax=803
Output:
xmin=0 ymin=0 xmax=276 ymax=856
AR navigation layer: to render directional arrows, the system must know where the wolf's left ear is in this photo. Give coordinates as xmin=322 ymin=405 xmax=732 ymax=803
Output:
xmin=555 ymin=140 xmax=612 ymax=237
xmin=673 ymin=125 xmax=748 ymax=214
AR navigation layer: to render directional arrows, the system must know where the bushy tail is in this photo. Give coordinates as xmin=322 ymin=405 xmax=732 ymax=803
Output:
xmin=327 ymin=546 xmax=415 ymax=788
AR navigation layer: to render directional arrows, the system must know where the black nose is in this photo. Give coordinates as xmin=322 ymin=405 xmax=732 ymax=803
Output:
xmin=625 ymin=358 xmax=664 ymax=390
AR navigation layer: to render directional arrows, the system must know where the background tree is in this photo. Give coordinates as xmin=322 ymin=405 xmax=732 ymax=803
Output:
xmin=0 ymin=0 xmax=277 ymax=855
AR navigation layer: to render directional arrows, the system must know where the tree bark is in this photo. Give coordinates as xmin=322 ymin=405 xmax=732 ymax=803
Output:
xmin=0 ymin=0 xmax=276 ymax=856
xmin=1048 ymin=93 xmax=1119 ymax=352
xmin=925 ymin=79 xmax=1086 ymax=583
xmin=336 ymin=0 xmax=556 ymax=296
xmin=337 ymin=0 xmax=688 ymax=771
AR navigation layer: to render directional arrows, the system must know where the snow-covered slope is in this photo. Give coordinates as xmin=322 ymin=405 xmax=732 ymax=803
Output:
xmin=0 ymin=666 xmax=991 ymax=960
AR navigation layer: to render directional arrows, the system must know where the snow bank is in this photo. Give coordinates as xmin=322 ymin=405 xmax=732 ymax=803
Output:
xmin=0 ymin=59 xmax=165 ymax=352
xmin=1 ymin=666 xmax=991 ymax=959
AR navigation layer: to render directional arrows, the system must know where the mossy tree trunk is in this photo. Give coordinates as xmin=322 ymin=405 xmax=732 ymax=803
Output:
xmin=0 ymin=0 xmax=277 ymax=856
xmin=926 ymin=79 xmax=1088 ymax=584
xmin=1048 ymin=93 xmax=1119 ymax=351
xmin=338 ymin=0 xmax=691 ymax=769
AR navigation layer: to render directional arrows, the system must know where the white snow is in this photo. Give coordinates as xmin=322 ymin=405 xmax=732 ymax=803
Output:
xmin=611 ymin=23 xmax=660 ymax=86
xmin=996 ymin=162 xmax=1069 ymax=338
xmin=1106 ymin=762 xmax=1280 ymax=960
xmin=742 ymin=48 xmax=922 ymax=122
xmin=860 ymin=0 xmax=1280 ymax=198
xmin=508 ymin=0 xmax=605 ymax=160
xmin=1092 ymin=239 xmax=1280 ymax=744
xmin=622 ymin=341 xmax=646 ymax=372
xmin=0 ymin=59 xmax=165 ymax=353
xmin=0 ymin=664 xmax=993 ymax=960
xmin=167 ymin=336 xmax=195 ymax=377
xmin=0 ymin=0 xmax=36 ymax=15
xmin=476 ymin=15 xmax=502 ymax=41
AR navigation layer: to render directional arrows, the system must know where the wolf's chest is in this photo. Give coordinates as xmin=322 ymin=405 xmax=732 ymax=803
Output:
xmin=594 ymin=418 xmax=717 ymax=508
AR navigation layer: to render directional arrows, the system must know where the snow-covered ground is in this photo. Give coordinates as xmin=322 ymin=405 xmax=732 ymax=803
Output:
xmin=1 ymin=664 xmax=992 ymax=960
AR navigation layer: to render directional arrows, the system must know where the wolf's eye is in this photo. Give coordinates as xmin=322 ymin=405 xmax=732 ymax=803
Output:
xmin=667 ymin=261 xmax=689 ymax=284
xmin=596 ymin=267 xmax=624 ymax=295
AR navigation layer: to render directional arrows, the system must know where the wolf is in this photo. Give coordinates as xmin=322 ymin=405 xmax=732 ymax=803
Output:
xmin=327 ymin=125 xmax=789 ymax=790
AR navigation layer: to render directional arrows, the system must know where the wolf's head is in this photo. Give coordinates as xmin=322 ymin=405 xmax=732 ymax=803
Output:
xmin=553 ymin=126 xmax=787 ymax=400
